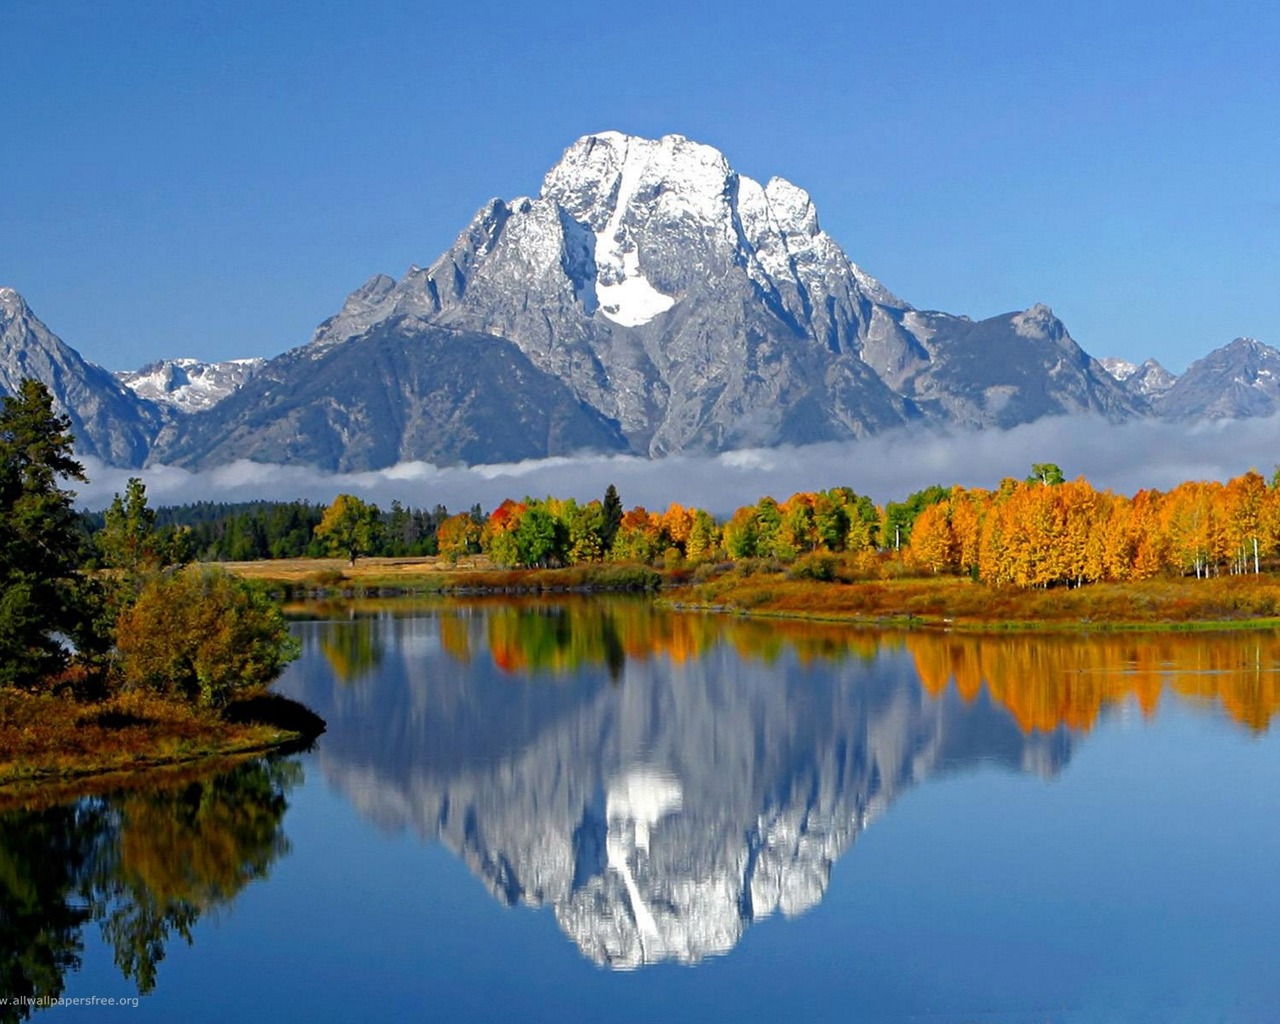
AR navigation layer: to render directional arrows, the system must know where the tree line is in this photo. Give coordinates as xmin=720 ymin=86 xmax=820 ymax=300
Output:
xmin=79 ymin=498 xmax=484 ymax=563
xmin=312 ymin=463 xmax=1280 ymax=589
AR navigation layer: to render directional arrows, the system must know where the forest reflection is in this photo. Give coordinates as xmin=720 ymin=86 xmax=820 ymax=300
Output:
xmin=309 ymin=597 xmax=1280 ymax=734
xmin=0 ymin=757 xmax=300 ymax=1020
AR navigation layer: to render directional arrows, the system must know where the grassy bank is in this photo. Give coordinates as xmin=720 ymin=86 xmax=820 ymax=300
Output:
xmin=0 ymin=690 xmax=324 ymax=795
xmin=226 ymin=555 xmax=666 ymax=594
xmin=666 ymin=568 xmax=1280 ymax=631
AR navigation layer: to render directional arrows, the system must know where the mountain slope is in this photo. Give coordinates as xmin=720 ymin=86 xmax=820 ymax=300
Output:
xmin=1154 ymin=338 xmax=1280 ymax=420
xmin=869 ymin=304 xmax=1139 ymax=427
xmin=153 ymin=317 xmax=628 ymax=471
xmin=0 ymin=288 xmax=161 ymax=465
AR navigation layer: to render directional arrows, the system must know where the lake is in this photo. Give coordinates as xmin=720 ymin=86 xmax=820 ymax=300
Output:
xmin=7 ymin=598 xmax=1280 ymax=1023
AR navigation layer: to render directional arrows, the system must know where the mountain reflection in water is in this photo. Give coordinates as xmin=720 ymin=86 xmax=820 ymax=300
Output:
xmin=285 ymin=600 xmax=1115 ymax=968
xmin=0 ymin=758 xmax=300 ymax=1019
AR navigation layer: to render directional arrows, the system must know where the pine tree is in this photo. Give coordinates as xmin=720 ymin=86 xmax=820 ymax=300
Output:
xmin=0 ymin=380 xmax=91 ymax=687
xmin=601 ymin=484 xmax=623 ymax=553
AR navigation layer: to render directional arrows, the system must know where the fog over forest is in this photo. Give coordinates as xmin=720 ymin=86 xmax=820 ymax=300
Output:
xmin=75 ymin=414 xmax=1280 ymax=514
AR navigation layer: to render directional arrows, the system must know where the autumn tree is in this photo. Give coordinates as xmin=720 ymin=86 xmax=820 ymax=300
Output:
xmin=564 ymin=500 xmax=607 ymax=562
xmin=481 ymin=499 xmax=525 ymax=568
xmin=436 ymin=512 xmax=481 ymax=563
xmin=610 ymin=507 xmax=662 ymax=563
xmin=684 ymin=509 xmax=721 ymax=563
xmin=659 ymin=503 xmax=696 ymax=556
xmin=906 ymin=501 xmax=954 ymax=574
xmin=722 ymin=506 xmax=759 ymax=559
xmin=114 ymin=567 xmax=300 ymax=708
xmin=314 ymin=494 xmax=383 ymax=566
xmin=1223 ymin=471 xmax=1268 ymax=574
xmin=882 ymin=485 xmax=949 ymax=552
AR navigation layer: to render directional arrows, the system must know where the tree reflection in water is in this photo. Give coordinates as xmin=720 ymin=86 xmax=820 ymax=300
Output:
xmin=301 ymin=596 xmax=1280 ymax=732
xmin=0 ymin=757 xmax=300 ymax=1019
xmin=464 ymin=600 xmax=1280 ymax=734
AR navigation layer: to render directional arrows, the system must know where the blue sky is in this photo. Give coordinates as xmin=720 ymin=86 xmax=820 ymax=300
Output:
xmin=3 ymin=0 xmax=1277 ymax=373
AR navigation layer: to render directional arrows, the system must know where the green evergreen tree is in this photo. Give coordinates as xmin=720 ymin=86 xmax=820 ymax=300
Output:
xmin=601 ymin=484 xmax=623 ymax=553
xmin=0 ymin=381 xmax=90 ymax=688
xmin=97 ymin=477 xmax=162 ymax=584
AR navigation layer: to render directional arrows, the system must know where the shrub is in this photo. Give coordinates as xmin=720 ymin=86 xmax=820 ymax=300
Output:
xmin=788 ymin=553 xmax=838 ymax=582
xmin=115 ymin=567 xmax=301 ymax=709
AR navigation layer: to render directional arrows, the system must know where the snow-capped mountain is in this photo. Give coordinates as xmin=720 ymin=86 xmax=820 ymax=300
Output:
xmin=1100 ymin=356 xmax=1178 ymax=398
xmin=116 ymin=357 xmax=264 ymax=412
xmin=164 ymin=132 xmax=1139 ymax=468
xmin=4 ymin=133 xmax=1278 ymax=470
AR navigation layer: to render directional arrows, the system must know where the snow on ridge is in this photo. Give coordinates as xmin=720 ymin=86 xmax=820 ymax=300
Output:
xmin=117 ymin=356 xmax=265 ymax=412
xmin=1100 ymin=357 xmax=1139 ymax=381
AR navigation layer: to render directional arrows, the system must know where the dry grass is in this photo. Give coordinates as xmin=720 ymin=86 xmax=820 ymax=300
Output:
xmin=0 ymin=689 xmax=314 ymax=794
xmin=223 ymin=554 xmax=485 ymax=582
xmin=226 ymin=557 xmax=665 ymax=594
xmin=671 ymin=570 xmax=1280 ymax=631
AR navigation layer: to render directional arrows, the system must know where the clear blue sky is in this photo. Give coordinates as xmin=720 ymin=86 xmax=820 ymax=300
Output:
xmin=3 ymin=0 xmax=1277 ymax=373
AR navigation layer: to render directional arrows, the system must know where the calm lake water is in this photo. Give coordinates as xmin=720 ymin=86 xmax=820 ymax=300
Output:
xmin=8 ymin=598 xmax=1280 ymax=1023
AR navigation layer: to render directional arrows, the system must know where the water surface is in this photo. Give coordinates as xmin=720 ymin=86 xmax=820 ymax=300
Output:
xmin=7 ymin=599 xmax=1280 ymax=1022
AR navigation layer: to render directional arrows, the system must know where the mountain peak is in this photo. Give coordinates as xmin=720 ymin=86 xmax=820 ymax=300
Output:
xmin=1012 ymin=303 xmax=1064 ymax=341
xmin=0 ymin=287 xmax=30 ymax=316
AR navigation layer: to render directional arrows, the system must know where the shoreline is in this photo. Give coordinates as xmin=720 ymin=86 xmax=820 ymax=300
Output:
xmin=224 ymin=555 xmax=1280 ymax=635
xmin=0 ymin=692 xmax=324 ymax=801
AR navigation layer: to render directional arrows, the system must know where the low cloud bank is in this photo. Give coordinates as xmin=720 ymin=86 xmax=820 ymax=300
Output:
xmin=76 ymin=415 xmax=1280 ymax=514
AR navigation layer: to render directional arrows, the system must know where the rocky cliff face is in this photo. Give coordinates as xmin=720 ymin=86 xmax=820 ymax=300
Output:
xmin=0 ymin=287 xmax=161 ymax=465
xmin=280 ymin=611 xmax=1072 ymax=968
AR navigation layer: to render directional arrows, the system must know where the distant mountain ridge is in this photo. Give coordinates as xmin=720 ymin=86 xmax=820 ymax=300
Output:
xmin=1 ymin=132 xmax=1276 ymax=469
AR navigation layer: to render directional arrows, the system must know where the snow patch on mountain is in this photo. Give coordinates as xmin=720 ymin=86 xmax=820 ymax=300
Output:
xmin=117 ymin=357 xmax=264 ymax=412
xmin=1100 ymin=357 xmax=1139 ymax=381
